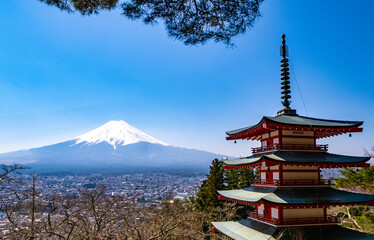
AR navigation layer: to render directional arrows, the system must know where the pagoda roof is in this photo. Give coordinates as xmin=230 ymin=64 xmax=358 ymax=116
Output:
xmin=212 ymin=219 xmax=374 ymax=240
xmin=212 ymin=219 xmax=276 ymax=240
xmin=218 ymin=187 xmax=374 ymax=206
xmin=223 ymin=151 xmax=370 ymax=169
xmin=226 ymin=114 xmax=363 ymax=140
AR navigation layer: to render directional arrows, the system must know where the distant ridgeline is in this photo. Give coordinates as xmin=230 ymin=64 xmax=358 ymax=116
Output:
xmin=0 ymin=121 xmax=228 ymax=172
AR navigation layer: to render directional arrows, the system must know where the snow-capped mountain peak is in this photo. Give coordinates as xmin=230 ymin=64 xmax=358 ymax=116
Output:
xmin=74 ymin=120 xmax=169 ymax=149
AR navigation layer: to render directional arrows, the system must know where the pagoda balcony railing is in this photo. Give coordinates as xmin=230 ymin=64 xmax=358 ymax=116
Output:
xmin=281 ymin=216 xmax=338 ymax=225
xmin=247 ymin=211 xmax=279 ymax=225
xmin=251 ymin=179 xmax=331 ymax=186
xmin=251 ymin=144 xmax=328 ymax=154
xmin=247 ymin=211 xmax=338 ymax=226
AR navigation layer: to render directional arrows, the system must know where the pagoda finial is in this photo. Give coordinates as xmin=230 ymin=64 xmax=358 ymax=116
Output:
xmin=277 ymin=34 xmax=297 ymax=116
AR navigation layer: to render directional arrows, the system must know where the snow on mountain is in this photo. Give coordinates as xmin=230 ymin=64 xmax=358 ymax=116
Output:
xmin=74 ymin=120 xmax=169 ymax=149
xmin=0 ymin=120 xmax=229 ymax=171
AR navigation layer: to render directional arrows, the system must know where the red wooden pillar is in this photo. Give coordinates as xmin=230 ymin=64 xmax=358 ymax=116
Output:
xmin=279 ymin=206 xmax=283 ymax=224
xmin=313 ymin=130 xmax=317 ymax=149
xmin=323 ymin=206 xmax=327 ymax=220
xmin=318 ymin=167 xmax=321 ymax=184
xmin=279 ymin=164 xmax=283 ymax=185
xmin=264 ymin=202 xmax=268 ymax=219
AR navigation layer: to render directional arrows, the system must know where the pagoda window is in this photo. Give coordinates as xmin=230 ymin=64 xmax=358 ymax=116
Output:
xmin=262 ymin=140 xmax=268 ymax=147
xmin=260 ymin=172 xmax=266 ymax=180
xmin=273 ymin=172 xmax=280 ymax=180
xmin=271 ymin=208 xmax=279 ymax=219
xmin=262 ymin=133 xmax=270 ymax=139
xmin=258 ymin=205 xmax=264 ymax=215
xmin=273 ymin=138 xmax=279 ymax=145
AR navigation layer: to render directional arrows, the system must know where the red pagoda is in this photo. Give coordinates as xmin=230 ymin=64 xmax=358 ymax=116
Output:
xmin=212 ymin=35 xmax=374 ymax=240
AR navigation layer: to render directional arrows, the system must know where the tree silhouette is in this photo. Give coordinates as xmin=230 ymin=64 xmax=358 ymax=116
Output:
xmin=39 ymin=0 xmax=264 ymax=46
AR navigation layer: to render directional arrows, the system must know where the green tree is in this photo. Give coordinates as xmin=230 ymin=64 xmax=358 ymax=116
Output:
xmin=332 ymin=167 xmax=374 ymax=194
xmin=239 ymin=168 xmax=257 ymax=188
xmin=331 ymin=147 xmax=374 ymax=193
xmin=224 ymin=168 xmax=256 ymax=190
xmin=222 ymin=168 xmax=256 ymax=218
xmin=224 ymin=168 xmax=239 ymax=190
xmin=196 ymin=158 xmax=224 ymax=210
xmin=38 ymin=0 xmax=264 ymax=46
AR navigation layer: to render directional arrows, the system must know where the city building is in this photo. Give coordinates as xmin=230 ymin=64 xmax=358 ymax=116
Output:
xmin=212 ymin=35 xmax=374 ymax=239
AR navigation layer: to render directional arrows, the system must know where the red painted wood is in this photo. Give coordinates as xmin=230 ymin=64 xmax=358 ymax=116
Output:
xmin=212 ymin=227 xmax=219 ymax=233
xmin=251 ymin=179 xmax=331 ymax=186
xmin=252 ymin=143 xmax=328 ymax=154
xmin=279 ymin=206 xmax=283 ymax=222
xmin=324 ymin=207 xmax=327 ymax=218
xmin=279 ymin=165 xmax=283 ymax=184
xmin=224 ymin=160 xmax=370 ymax=170
xmin=247 ymin=211 xmax=278 ymax=225
xmin=259 ymin=169 xmax=320 ymax=173
xmin=318 ymin=167 xmax=321 ymax=182
xmin=246 ymin=211 xmax=338 ymax=226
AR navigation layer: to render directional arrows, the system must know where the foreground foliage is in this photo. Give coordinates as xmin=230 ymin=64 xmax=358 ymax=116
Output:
xmin=39 ymin=0 xmax=264 ymax=46
xmin=1 ymin=181 xmax=238 ymax=239
xmin=0 ymin=162 xmax=243 ymax=239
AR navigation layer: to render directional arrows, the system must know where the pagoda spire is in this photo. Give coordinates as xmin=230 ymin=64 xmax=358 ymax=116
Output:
xmin=277 ymin=34 xmax=297 ymax=116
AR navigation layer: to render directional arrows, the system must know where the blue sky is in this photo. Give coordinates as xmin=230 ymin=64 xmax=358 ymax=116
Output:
xmin=0 ymin=0 xmax=373 ymax=157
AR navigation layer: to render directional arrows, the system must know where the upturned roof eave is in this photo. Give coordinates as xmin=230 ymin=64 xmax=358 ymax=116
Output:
xmin=218 ymin=187 xmax=374 ymax=206
xmin=264 ymin=115 xmax=364 ymax=128
xmin=225 ymin=117 xmax=266 ymax=136
xmin=212 ymin=219 xmax=277 ymax=240
xmin=225 ymin=115 xmax=364 ymax=137
xmin=223 ymin=152 xmax=371 ymax=168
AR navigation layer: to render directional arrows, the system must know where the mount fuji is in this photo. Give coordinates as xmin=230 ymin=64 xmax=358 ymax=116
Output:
xmin=0 ymin=121 xmax=228 ymax=172
xmin=75 ymin=120 xmax=170 ymax=149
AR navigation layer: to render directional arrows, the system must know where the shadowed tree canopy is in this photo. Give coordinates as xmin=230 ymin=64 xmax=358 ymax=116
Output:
xmin=38 ymin=0 xmax=264 ymax=46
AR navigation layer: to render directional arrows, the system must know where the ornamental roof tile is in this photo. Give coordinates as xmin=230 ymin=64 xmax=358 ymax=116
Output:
xmin=218 ymin=187 xmax=374 ymax=205
xmin=223 ymin=151 xmax=370 ymax=166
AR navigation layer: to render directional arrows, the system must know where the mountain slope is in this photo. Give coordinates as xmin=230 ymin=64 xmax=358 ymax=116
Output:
xmin=0 ymin=121 xmax=228 ymax=171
